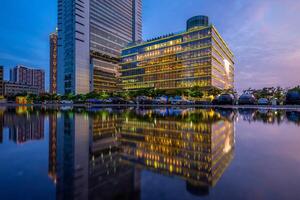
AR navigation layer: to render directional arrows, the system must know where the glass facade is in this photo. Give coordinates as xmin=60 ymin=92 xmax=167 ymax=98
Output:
xmin=57 ymin=0 xmax=90 ymax=94
xmin=90 ymin=0 xmax=142 ymax=92
xmin=58 ymin=0 xmax=142 ymax=94
xmin=91 ymin=55 xmax=120 ymax=92
xmin=121 ymin=16 xmax=234 ymax=92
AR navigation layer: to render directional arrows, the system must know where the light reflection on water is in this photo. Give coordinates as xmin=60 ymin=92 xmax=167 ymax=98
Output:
xmin=0 ymin=106 xmax=300 ymax=200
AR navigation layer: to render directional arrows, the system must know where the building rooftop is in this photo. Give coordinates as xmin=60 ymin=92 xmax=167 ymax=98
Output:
xmin=124 ymin=15 xmax=212 ymax=49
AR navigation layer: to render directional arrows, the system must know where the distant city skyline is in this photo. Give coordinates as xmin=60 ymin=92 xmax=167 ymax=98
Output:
xmin=0 ymin=0 xmax=299 ymax=91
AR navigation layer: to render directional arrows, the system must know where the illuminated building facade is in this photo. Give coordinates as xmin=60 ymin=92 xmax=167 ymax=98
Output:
xmin=50 ymin=32 xmax=58 ymax=94
xmin=121 ymin=16 xmax=234 ymax=93
xmin=57 ymin=0 xmax=142 ymax=94
xmin=48 ymin=108 xmax=234 ymax=197
xmin=3 ymin=81 xmax=39 ymax=96
xmin=89 ymin=111 xmax=141 ymax=199
xmin=119 ymin=108 xmax=235 ymax=190
xmin=9 ymin=65 xmax=45 ymax=94
xmin=48 ymin=114 xmax=57 ymax=183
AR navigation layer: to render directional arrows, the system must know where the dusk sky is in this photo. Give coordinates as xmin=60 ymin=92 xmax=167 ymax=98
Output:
xmin=0 ymin=0 xmax=299 ymax=91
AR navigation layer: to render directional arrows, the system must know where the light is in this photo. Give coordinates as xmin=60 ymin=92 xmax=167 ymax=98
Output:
xmin=223 ymin=59 xmax=230 ymax=77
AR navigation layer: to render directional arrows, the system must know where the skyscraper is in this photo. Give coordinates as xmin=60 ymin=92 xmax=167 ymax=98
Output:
xmin=57 ymin=0 xmax=142 ymax=95
xmin=50 ymin=31 xmax=58 ymax=94
xmin=9 ymin=65 xmax=45 ymax=93
xmin=0 ymin=66 xmax=3 ymax=96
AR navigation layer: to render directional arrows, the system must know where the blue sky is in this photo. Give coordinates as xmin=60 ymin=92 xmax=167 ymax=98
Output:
xmin=1 ymin=0 xmax=300 ymax=91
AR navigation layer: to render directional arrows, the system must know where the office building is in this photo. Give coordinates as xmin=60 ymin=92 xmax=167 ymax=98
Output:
xmin=50 ymin=31 xmax=58 ymax=94
xmin=57 ymin=0 xmax=142 ymax=94
xmin=0 ymin=66 xmax=3 ymax=96
xmin=4 ymin=81 xmax=39 ymax=96
xmin=121 ymin=16 xmax=234 ymax=94
xmin=10 ymin=65 xmax=45 ymax=93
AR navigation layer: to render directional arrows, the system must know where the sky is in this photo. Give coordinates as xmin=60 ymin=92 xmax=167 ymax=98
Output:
xmin=0 ymin=0 xmax=299 ymax=91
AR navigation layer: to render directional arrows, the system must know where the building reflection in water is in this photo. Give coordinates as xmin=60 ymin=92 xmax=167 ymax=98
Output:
xmin=0 ymin=107 xmax=4 ymax=144
xmin=1 ymin=107 xmax=298 ymax=199
xmin=120 ymin=108 xmax=235 ymax=195
xmin=49 ymin=108 xmax=235 ymax=199
xmin=50 ymin=110 xmax=139 ymax=200
xmin=48 ymin=113 xmax=57 ymax=183
xmin=1 ymin=107 xmax=44 ymax=144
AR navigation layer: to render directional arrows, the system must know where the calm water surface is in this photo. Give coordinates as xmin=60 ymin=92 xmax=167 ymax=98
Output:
xmin=0 ymin=106 xmax=300 ymax=200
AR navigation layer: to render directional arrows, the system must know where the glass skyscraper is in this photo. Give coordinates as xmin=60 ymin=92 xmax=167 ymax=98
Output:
xmin=57 ymin=0 xmax=142 ymax=94
xmin=121 ymin=16 xmax=234 ymax=93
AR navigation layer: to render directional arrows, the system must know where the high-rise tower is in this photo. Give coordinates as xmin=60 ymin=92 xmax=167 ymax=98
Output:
xmin=50 ymin=31 xmax=58 ymax=94
xmin=57 ymin=0 xmax=142 ymax=94
xmin=0 ymin=66 xmax=3 ymax=96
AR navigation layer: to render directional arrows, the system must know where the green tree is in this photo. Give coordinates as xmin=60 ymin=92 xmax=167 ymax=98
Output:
xmin=207 ymin=88 xmax=222 ymax=96
xmin=165 ymin=89 xmax=181 ymax=97
xmin=27 ymin=94 xmax=38 ymax=102
xmin=155 ymin=89 xmax=167 ymax=97
xmin=85 ymin=91 xmax=99 ymax=99
xmin=290 ymin=86 xmax=300 ymax=93
xmin=128 ymin=90 xmax=138 ymax=98
xmin=188 ymin=86 xmax=204 ymax=98
xmin=99 ymin=91 xmax=110 ymax=99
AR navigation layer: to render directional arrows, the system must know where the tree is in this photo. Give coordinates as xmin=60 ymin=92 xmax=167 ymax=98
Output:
xmin=207 ymin=88 xmax=222 ymax=96
xmin=223 ymin=88 xmax=238 ymax=98
xmin=85 ymin=91 xmax=99 ymax=99
xmin=27 ymin=94 xmax=38 ymax=102
xmin=99 ymin=91 xmax=110 ymax=99
xmin=273 ymin=87 xmax=285 ymax=103
xmin=165 ymin=89 xmax=182 ymax=97
xmin=128 ymin=90 xmax=138 ymax=98
xmin=290 ymin=86 xmax=300 ymax=93
xmin=188 ymin=86 xmax=204 ymax=98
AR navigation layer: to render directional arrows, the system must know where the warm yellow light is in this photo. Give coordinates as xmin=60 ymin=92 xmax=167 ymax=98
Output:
xmin=223 ymin=59 xmax=230 ymax=77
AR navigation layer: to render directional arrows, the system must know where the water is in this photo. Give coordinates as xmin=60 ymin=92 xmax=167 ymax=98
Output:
xmin=0 ymin=106 xmax=300 ymax=200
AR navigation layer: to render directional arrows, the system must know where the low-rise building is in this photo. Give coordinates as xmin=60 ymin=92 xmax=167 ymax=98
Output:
xmin=120 ymin=16 xmax=234 ymax=95
xmin=4 ymin=81 xmax=39 ymax=96
xmin=10 ymin=65 xmax=45 ymax=93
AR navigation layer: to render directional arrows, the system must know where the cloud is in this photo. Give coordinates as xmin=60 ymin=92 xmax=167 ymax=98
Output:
xmin=218 ymin=0 xmax=300 ymax=90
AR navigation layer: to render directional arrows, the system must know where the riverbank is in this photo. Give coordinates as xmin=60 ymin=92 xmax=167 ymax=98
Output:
xmin=1 ymin=103 xmax=300 ymax=111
